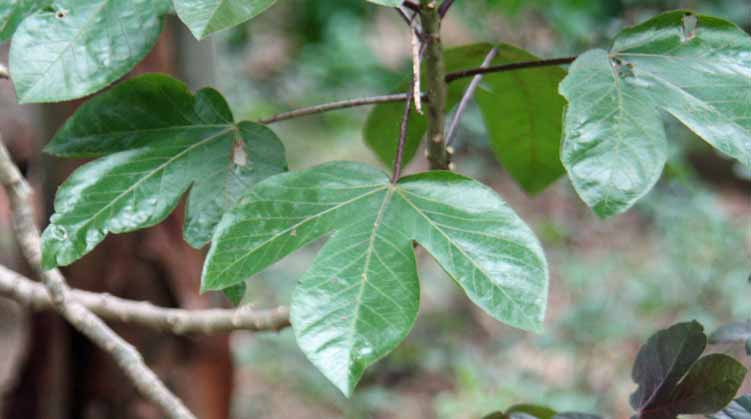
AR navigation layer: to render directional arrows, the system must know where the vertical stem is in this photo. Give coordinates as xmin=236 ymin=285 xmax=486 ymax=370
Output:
xmin=419 ymin=0 xmax=449 ymax=170
xmin=392 ymin=79 xmax=416 ymax=183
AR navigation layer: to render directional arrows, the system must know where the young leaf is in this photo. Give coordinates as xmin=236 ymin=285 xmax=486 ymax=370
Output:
xmin=203 ymin=161 xmax=548 ymax=395
xmin=364 ymin=43 xmax=567 ymax=194
xmin=561 ymin=11 xmax=751 ymax=217
xmin=174 ymin=0 xmax=276 ymax=39
xmin=9 ymin=0 xmax=170 ymax=103
xmin=41 ymin=74 xmax=287 ymax=269
xmin=630 ymin=321 xmax=707 ymax=415
xmin=0 ymin=0 xmax=49 ymax=42
xmin=710 ymin=395 xmax=751 ymax=419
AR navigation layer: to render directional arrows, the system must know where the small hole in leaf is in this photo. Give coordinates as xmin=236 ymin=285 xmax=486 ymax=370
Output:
xmin=55 ymin=9 xmax=69 ymax=19
xmin=681 ymin=13 xmax=698 ymax=42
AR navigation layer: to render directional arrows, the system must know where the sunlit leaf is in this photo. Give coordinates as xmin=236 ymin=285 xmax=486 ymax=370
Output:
xmin=174 ymin=0 xmax=276 ymax=39
xmin=203 ymin=161 xmax=548 ymax=395
xmin=41 ymin=74 xmax=287 ymax=269
xmin=561 ymin=11 xmax=751 ymax=217
xmin=9 ymin=0 xmax=169 ymax=103
xmin=0 ymin=0 xmax=49 ymax=42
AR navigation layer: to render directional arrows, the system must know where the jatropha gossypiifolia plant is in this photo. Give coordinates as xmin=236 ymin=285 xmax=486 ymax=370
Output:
xmin=2 ymin=0 xmax=751 ymax=398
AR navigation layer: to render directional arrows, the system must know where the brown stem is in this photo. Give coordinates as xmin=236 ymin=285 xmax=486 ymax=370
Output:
xmin=445 ymin=56 xmax=576 ymax=82
xmin=419 ymin=0 xmax=449 ymax=170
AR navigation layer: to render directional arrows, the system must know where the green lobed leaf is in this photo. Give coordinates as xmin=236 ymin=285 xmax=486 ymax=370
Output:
xmin=203 ymin=161 xmax=548 ymax=395
xmin=560 ymin=11 xmax=751 ymax=217
xmin=9 ymin=0 xmax=171 ymax=103
xmin=630 ymin=321 xmax=706 ymax=415
xmin=364 ymin=43 xmax=567 ymax=194
xmin=174 ymin=0 xmax=276 ymax=39
xmin=710 ymin=395 xmax=751 ymax=419
xmin=41 ymin=74 xmax=287 ymax=269
xmin=0 ymin=0 xmax=49 ymax=42
xmin=475 ymin=45 xmax=567 ymax=194
xmin=553 ymin=414 xmax=602 ymax=419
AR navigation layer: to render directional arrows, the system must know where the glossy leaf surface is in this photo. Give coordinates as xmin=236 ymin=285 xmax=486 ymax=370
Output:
xmin=174 ymin=0 xmax=276 ymax=39
xmin=203 ymin=161 xmax=548 ymax=395
xmin=0 ymin=0 xmax=48 ymax=42
xmin=561 ymin=11 xmax=751 ymax=217
xmin=364 ymin=43 xmax=566 ymax=194
xmin=41 ymin=74 xmax=287 ymax=269
xmin=9 ymin=0 xmax=168 ymax=103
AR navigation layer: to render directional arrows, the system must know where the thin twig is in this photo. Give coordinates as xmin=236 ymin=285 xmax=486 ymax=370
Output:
xmin=258 ymin=94 xmax=410 ymax=124
xmin=0 ymin=138 xmax=196 ymax=419
xmin=392 ymin=78 xmax=415 ymax=183
xmin=258 ymin=56 xmax=574 ymax=125
xmin=0 ymin=63 xmax=8 ymax=80
xmin=445 ymin=46 xmax=499 ymax=147
xmin=445 ymin=56 xmax=576 ymax=82
xmin=438 ymin=0 xmax=456 ymax=18
xmin=0 ymin=265 xmax=290 ymax=334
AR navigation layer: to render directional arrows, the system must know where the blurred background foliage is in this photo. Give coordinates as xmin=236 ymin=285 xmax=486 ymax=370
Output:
xmin=203 ymin=1 xmax=751 ymax=418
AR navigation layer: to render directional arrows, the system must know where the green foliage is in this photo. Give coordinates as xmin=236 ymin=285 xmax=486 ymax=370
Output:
xmin=174 ymin=0 xmax=277 ymax=39
xmin=203 ymin=161 xmax=548 ymax=394
xmin=9 ymin=0 xmax=170 ymax=103
xmin=365 ymin=0 xmax=403 ymax=6
xmin=561 ymin=11 xmax=751 ymax=217
xmin=0 ymin=0 xmax=49 ymax=42
xmin=41 ymin=74 xmax=287 ymax=268
xmin=364 ymin=43 xmax=567 ymax=193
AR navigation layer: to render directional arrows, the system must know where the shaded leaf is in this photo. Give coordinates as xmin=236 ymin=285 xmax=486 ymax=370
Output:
xmin=661 ymin=354 xmax=746 ymax=417
xmin=561 ymin=11 xmax=751 ymax=217
xmin=475 ymin=45 xmax=567 ymax=194
xmin=710 ymin=395 xmax=751 ymax=419
xmin=223 ymin=282 xmax=246 ymax=305
xmin=630 ymin=321 xmax=706 ymax=414
xmin=9 ymin=0 xmax=168 ymax=103
xmin=174 ymin=0 xmax=276 ymax=40
xmin=203 ymin=161 xmax=548 ymax=395
xmin=0 ymin=0 xmax=49 ymax=42
xmin=41 ymin=74 xmax=287 ymax=269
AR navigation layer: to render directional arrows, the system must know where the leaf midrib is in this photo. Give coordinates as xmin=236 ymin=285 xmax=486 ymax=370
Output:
xmin=68 ymin=126 xmax=235 ymax=236
xmin=209 ymin=184 xmax=389 ymax=283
